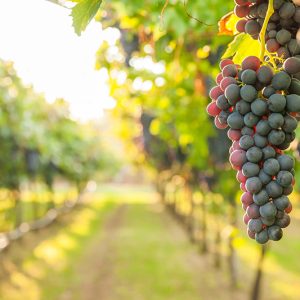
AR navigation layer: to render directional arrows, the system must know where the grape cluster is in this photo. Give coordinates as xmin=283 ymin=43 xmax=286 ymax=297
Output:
xmin=207 ymin=55 xmax=300 ymax=243
xmin=234 ymin=0 xmax=300 ymax=64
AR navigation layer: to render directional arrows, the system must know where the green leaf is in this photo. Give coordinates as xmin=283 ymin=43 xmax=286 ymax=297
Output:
xmin=222 ymin=33 xmax=260 ymax=64
xmin=71 ymin=0 xmax=102 ymax=36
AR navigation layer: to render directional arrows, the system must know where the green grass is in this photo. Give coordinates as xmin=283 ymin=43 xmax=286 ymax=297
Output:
xmin=0 ymin=195 xmax=118 ymax=300
xmin=113 ymin=204 xmax=201 ymax=300
xmin=2 ymin=185 xmax=300 ymax=300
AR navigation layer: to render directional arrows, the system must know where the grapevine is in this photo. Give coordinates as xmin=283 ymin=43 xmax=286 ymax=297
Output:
xmin=207 ymin=0 xmax=300 ymax=244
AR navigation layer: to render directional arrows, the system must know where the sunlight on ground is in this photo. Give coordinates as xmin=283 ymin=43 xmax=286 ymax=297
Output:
xmin=1 ymin=185 xmax=300 ymax=300
xmin=0 ymin=185 xmax=156 ymax=300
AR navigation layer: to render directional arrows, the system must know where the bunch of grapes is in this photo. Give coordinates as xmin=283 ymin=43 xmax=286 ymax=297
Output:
xmin=207 ymin=55 xmax=300 ymax=243
xmin=235 ymin=0 xmax=300 ymax=67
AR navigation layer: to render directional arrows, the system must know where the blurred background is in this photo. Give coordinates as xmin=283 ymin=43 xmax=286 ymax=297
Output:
xmin=0 ymin=0 xmax=299 ymax=300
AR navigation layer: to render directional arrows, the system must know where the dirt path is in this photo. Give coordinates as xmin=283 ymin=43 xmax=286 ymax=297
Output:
xmin=59 ymin=204 xmax=127 ymax=300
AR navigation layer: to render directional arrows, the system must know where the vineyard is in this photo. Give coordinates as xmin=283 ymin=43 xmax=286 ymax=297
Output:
xmin=0 ymin=0 xmax=300 ymax=299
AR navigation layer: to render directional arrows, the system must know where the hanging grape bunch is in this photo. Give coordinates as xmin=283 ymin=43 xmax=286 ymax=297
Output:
xmin=207 ymin=0 xmax=300 ymax=244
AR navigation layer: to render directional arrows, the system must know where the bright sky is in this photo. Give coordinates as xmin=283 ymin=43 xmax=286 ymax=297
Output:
xmin=0 ymin=0 xmax=114 ymax=120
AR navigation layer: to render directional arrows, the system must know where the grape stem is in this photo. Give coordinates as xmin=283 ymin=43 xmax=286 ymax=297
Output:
xmin=259 ymin=0 xmax=274 ymax=62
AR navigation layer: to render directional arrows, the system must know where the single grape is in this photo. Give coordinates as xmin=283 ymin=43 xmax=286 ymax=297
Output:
xmin=242 ymin=162 xmax=260 ymax=177
xmin=282 ymin=114 xmax=297 ymax=133
xmin=283 ymin=57 xmax=300 ymax=74
xmin=254 ymin=133 xmax=268 ymax=148
xmin=229 ymin=149 xmax=247 ymax=169
xmin=236 ymin=19 xmax=247 ymax=33
xmin=279 ymin=2 xmax=296 ymax=19
xmin=214 ymin=117 xmax=228 ymax=129
xmin=222 ymin=64 xmax=238 ymax=78
xmin=227 ymin=111 xmax=245 ymax=129
xmin=241 ymin=69 xmax=257 ymax=85
xmin=268 ymin=94 xmax=286 ymax=112
xmin=271 ymin=71 xmax=291 ymax=90
xmin=251 ymin=98 xmax=268 ymax=116
xmin=286 ymin=94 xmax=300 ymax=112
xmin=266 ymin=39 xmax=280 ymax=52
xmin=246 ymin=203 xmax=261 ymax=219
xmin=246 ymin=177 xmax=263 ymax=194
xmin=225 ymin=84 xmax=241 ymax=105
xmin=273 ymin=195 xmax=290 ymax=210
xmin=276 ymin=171 xmax=293 ymax=187
xmin=255 ymin=229 xmax=269 ymax=244
xmin=262 ymin=146 xmax=276 ymax=159
xmin=234 ymin=4 xmax=251 ymax=18
xmin=260 ymin=202 xmax=277 ymax=219
xmin=241 ymin=192 xmax=254 ymax=206
xmin=248 ymin=218 xmax=263 ymax=233
xmin=206 ymin=102 xmax=221 ymax=117
xmin=256 ymin=120 xmax=272 ymax=136
xmin=246 ymin=146 xmax=263 ymax=163
xmin=220 ymin=59 xmax=234 ymax=70
xmin=227 ymin=129 xmax=242 ymax=141
xmin=262 ymin=86 xmax=276 ymax=98
xmin=268 ymin=225 xmax=283 ymax=241
xmin=218 ymin=110 xmax=230 ymax=124
xmin=220 ymin=77 xmax=238 ymax=91
xmin=275 ymin=213 xmax=290 ymax=228
xmin=266 ymin=180 xmax=283 ymax=198
xmin=241 ymin=56 xmax=261 ymax=71
xmin=268 ymin=113 xmax=284 ymax=129
xmin=253 ymin=189 xmax=269 ymax=205
xmin=263 ymin=158 xmax=280 ymax=176
xmin=239 ymin=135 xmax=255 ymax=150
xmin=240 ymin=85 xmax=258 ymax=102
xmin=236 ymin=100 xmax=251 ymax=115
xmin=257 ymin=65 xmax=273 ymax=84
xmin=244 ymin=112 xmax=259 ymax=127
xmin=209 ymin=86 xmax=224 ymax=100
xmin=276 ymin=29 xmax=292 ymax=45
xmin=277 ymin=154 xmax=294 ymax=171
xmin=245 ymin=20 xmax=261 ymax=36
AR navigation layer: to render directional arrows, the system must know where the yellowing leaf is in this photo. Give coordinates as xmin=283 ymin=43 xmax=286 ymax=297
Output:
xmin=222 ymin=33 xmax=260 ymax=64
xmin=218 ymin=12 xmax=239 ymax=36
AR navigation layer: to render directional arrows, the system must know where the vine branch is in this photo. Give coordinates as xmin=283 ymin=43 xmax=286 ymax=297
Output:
xmin=259 ymin=0 xmax=274 ymax=61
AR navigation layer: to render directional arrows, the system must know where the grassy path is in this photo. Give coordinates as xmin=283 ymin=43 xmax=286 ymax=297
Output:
xmin=1 ymin=185 xmax=300 ymax=300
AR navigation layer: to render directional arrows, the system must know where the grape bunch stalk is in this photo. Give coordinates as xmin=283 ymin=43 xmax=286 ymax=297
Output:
xmin=207 ymin=52 xmax=300 ymax=243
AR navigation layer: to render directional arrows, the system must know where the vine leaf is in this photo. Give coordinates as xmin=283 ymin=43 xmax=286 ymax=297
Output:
xmin=71 ymin=0 xmax=102 ymax=35
xmin=218 ymin=12 xmax=235 ymax=36
xmin=222 ymin=33 xmax=260 ymax=64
